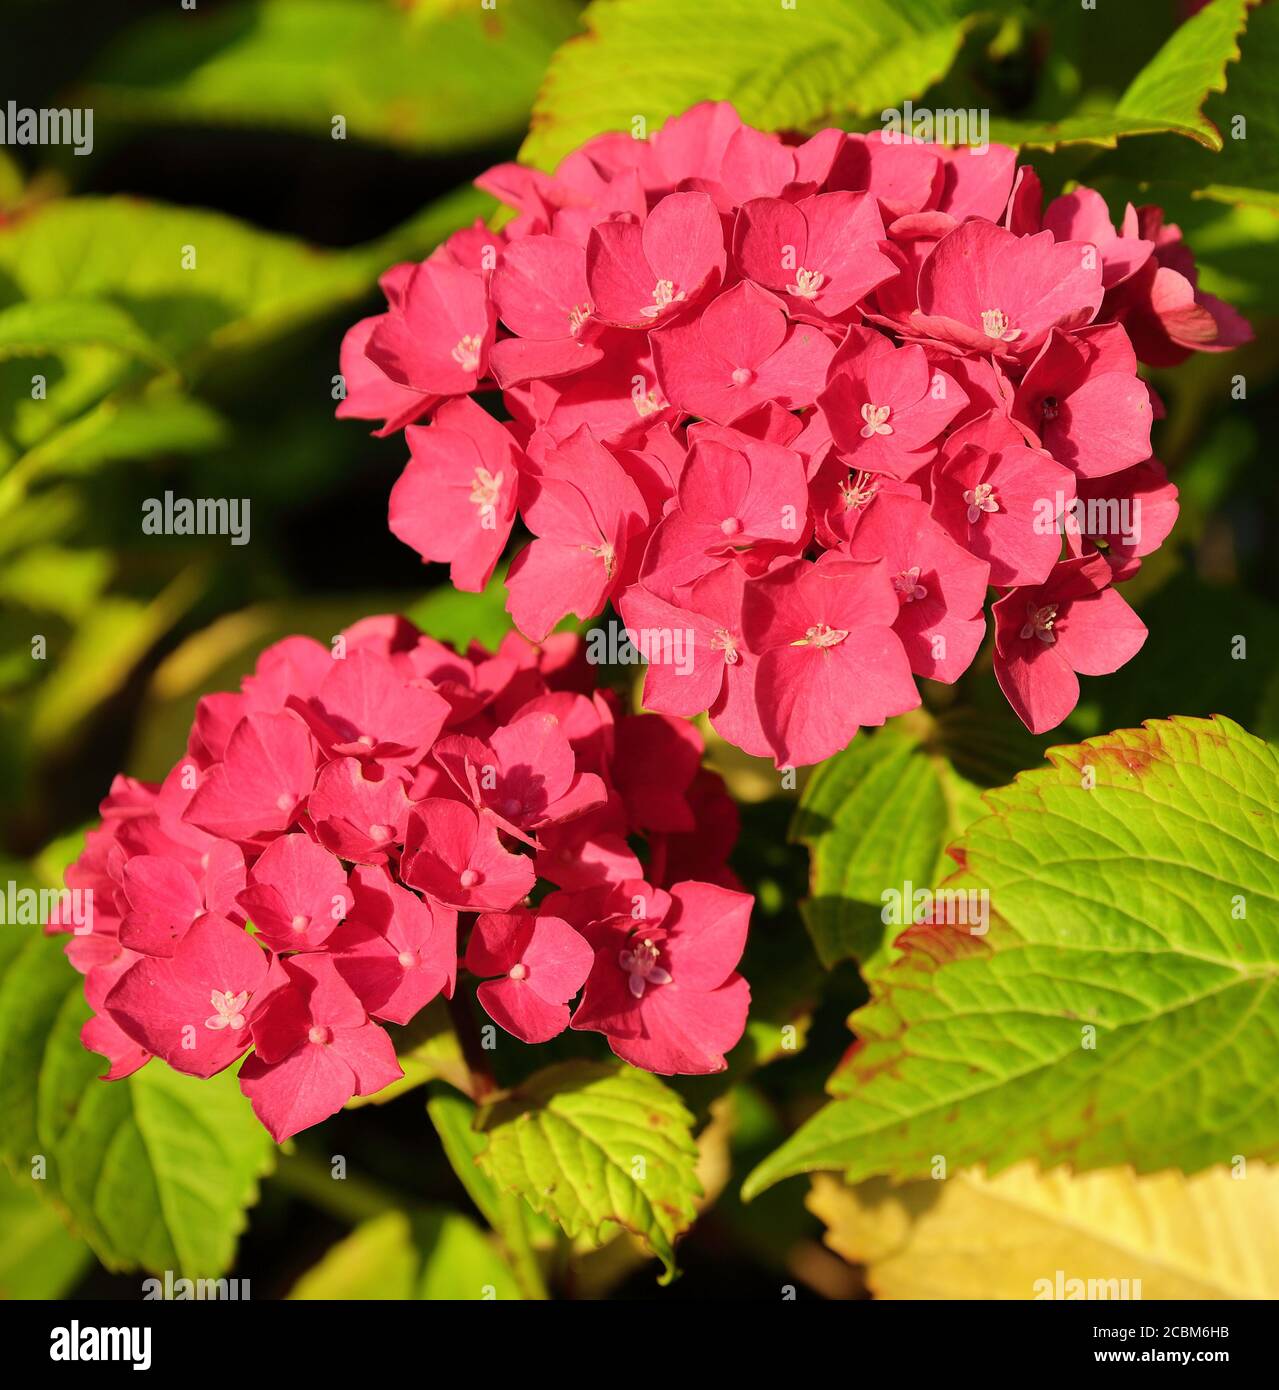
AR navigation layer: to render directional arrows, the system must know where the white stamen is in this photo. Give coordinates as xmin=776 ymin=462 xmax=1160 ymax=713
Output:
xmin=640 ymin=279 xmax=685 ymax=318
xmin=711 ymin=628 xmax=740 ymax=664
xmin=859 ymin=403 xmax=893 ymax=438
xmin=618 ymin=937 xmax=671 ymax=998
xmin=980 ymin=308 xmax=1021 ymax=342
xmin=786 ymin=267 xmax=825 ymax=299
xmin=893 ymin=566 xmax=928 ymax=603
xmin=964 ymin=482 xmax=999 ymax=524
xmin=205 ymin=988 xmax=250 ymax=1032
xmin=800 ymin=623 xmax=848 ymax=649
xmin=451 ymin=333 xmax=483 ymax=373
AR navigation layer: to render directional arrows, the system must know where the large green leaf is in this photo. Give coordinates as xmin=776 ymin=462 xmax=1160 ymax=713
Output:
xmin=744 ymin=717 xmax=1279 ymax=1198
xmin=989 ymin=0 xmax=1250 ymax=151
xmin=0 ymin=1163 xmax=91 ymax=1299
xmin=0 ymin=297 xmax=175 ymax=370
xmin=522 ymin=0 xmax=995 ymax=170
xmin=793 ymin=720 xmax=985 ymax=974
xmin=477 ymin=1060 xmax=701 ymax=1281
xmin=88 ymin=0 xmax=580 ymax=154
xmin=0 ymin=923 xmax=273 ymax=1277
xmin=1094 ymin=0 xmax=1279 ymax=208
xmin=288 ymin=1208 xmax=523 ymax=1300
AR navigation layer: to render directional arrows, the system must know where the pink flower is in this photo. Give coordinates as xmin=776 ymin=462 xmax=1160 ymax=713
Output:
xmin=464 ymin=910 xmax=593 ymax=1043
xmin=733 ymin=192 xmax=896 ymax=320
xmin=620 ymin=562 xmax=772 ymax=757
xmin=930 ymin=412 xmax=1076 ymax=588
xmin=433 ymin=709 xmax=606 ymax=843
xmin=106 ymin=915 xmax=271 ymax=1078
xmin=489 ymin=236 xmax=604 ymax=387
xmin=993 ymin=555 xmax=1148 ymax=732
xmin=58 ymin=612 xmax=754 ymax=1139
xmin=1105 ymin=207 xmax=1252 ymax=366
xmin=289 ymin=649 xmax=450 ymax=766
xmin=236 ymin=833 xmax=353 ymax=953
xmin=818 ymin=326 xmax=968 ymax=480
xmin=390 ymin=397 xmax=524 ymax=592
xmin=563 ymin=880 xmax=751 ymax=1074
xmin=651 ymin=281 xmax=835 ymax=423
xmin=240 ymin=955 xmax=403 ymax=1142
xmin=1065 ymin=457 xmax=1179 ymax=580
xmin=742 ymin=553 xmax=920 ymax=766
xmin=913 ymin=221 xmax=1104 ymax=361
xmin=307 ymin=757 xmax=416 ymax=864
xmin=184 ymin=711 xmax=319 ymax=844
xmin=326 ymin=865 xmax=456 ymax=1026
xmin=365 ymin=260 xmax=495 ymax=396
xmin=587 ymin=191 xmax=727 ymax=327
xmin=842 ymin=492 xmax=990 ymax=683
xmin=639 ymin=433 xmax=809 ymax=593
xmin=505 ymin=425 xmax=647 ymax=641
xmin=401 ymin=798 xmax=535 ymax=911
xmin=1012 ymin=326 xmax=1153 ymax=479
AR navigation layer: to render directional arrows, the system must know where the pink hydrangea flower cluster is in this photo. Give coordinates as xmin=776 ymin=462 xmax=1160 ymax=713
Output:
xmin=340 ymin=103 xmax=1249 ymax=755
xmin=50 ymin=617 xmax=752 ymax=1141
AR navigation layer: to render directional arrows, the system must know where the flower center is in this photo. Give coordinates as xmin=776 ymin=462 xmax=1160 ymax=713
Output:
xmin=711 ymin=628 xmax=740 ymax=664
xmin=786 ymin=267 xmax=825 ymax=299
xmin=581 ymin=539 xmax=617 ymax=579
xmin=641 ymin=279 xmax=685 ymax=319
xmin=398 ymin=950 xmax=417 ymax=969
xmin=1020 ymin=602 xmax=1059 ymax=644
xmin=632 ymin=384 xmax=665 ymax=418
xmin=468 ymin=466 xmax=503 ymax=518
xmin=800 ymin=623 xmax=849 ymax=649
xmin=859 ymin=403 xmax=893 ymax=439
xmin=369 ymin=823 xmax=393 ymax=843
xmin=509 ymin=962 xmax=529 ymax=981
xmin=839 ymin=470 xmax=878 ymax=511
xmin=290 ymin=914 xmax=309 ymax=933
xmin=1040 ymin=394 xmax=1060 ymax=422
xmin=893 ymin=566 xmax=928 ymax=603
xmin=275 ymin=793 xmax=294 ymax=812
xmin=618 ymin=937 xmax=672 ymax=999
xmin=730 ymin=367 xmax=755 ymax=387
xmin=979 ymin=308 xmax=1020 ymax=342
xmin=450 ymin=333 xmax=483 ymax=373
xmin=459 ymin=868 xmax=481 ymax=889
xmin=568 ymin=303 xmax=592 ymax=337
xmin=204 ymin=988 xmax=250 ymax=1032
xmin=720 ymin=515 xmax=742 ymax=537
xmin=963 ymin=482 xmax=999 ymax=524
xmin=308 ymin=1025 xmax=332 ymax=1046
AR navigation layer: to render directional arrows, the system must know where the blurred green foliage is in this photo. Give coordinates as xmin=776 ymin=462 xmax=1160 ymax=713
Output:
xmin=0 ymin=0 xmax=1274 ymax=1300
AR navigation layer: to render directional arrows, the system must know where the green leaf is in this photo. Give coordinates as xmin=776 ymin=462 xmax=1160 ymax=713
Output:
xmin=427 ymin=1085 xmax=551 ymax=1298
xmin=1088 ymin=0 xmax=1279 ymax=208
xmin=89 ymin=0 xmax=581 ymax=154
xmin=0 ymin=1163 xmax=91 ymax=1299
xmin=792 ymin=720 xmax=985 ymax=974
xmin=477 ymin=1060 xmax=701 ymax=1282
xmin=289 ymin=1209 xmax=524 ymax=1300
xmin=0 ymin=926 xmax=273 ymax=1277
xmin=744 ymin=716 xmax=1279 ymax=1198
xmin=0 ymin=297 xmax=175 ymax=370
xmin=0 ymin=197 xmax=368 ymax=363
xmin=405 ymin=567 xmax=513 ymax=653
xmin=522 ymin=0 xmax=994 ymax=170
xmin=988 ymin=0 xmax=1250 ymax=151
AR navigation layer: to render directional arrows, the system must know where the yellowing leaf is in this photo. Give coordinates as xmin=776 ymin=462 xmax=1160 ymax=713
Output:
xmin=809 ymin=1162 xmax=1279 ymax=1300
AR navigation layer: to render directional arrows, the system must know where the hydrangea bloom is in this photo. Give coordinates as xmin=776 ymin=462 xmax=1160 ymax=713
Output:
xmin=341 ymin=102 xmax=1249 ymax=764
xmin=51 ymin=619 xmax=751 ymax=1141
